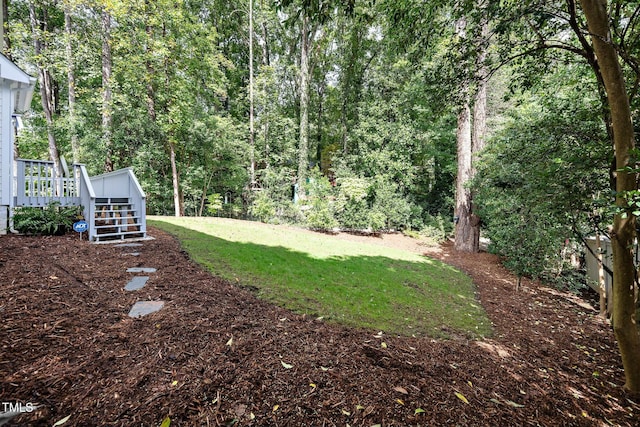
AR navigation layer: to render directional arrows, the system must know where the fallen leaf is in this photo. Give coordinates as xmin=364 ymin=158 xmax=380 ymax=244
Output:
xmin=505 ymin=400 xmax=524 ymax=408
xmin=342 ymin=409 xmax=351 ymax=416
xmin=272 ymin=405 xmax=279 ymax=412
xmin=393 ymin=386 xmax=408 ymax=395
xmin=53 ymin=416 xmax=71 ymax=426
xmin=381 ymin=342 xmax=387 ymax=349
xmin=309 ymin=383 xmax=317 ymax=388
xmin=159 ymin=417 xmax=171 ymax=427
xmin=467 ymin=381 xmax=473 ymax=388
xmin=250 ymin=413 xmax=255 ymax=420
xmin=171 ymin=380 xmax=178 ymax=387
xmin=454 ymin=392 xmax=469 ymax=404
xmin=226 ymin=337 xmax=233 ymax=346
xmin=356 ymin=405 xmax=365 ymax=410
xmin=414 ymin=408 xmax=425 ymax=414
xmin=281 ymin=361 xmax=293 ymax=369
xmin=395 ymin=399 xmax=404 ymax=405
xmin=320 ymin=366 xmax=329 ymax=371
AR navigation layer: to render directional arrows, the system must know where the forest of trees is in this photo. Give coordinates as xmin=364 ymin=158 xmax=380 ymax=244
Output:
xmin=5 ymin=0 xmax=640 ymax=394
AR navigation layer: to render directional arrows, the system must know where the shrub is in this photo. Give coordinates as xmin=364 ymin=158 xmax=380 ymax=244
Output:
xmin=12 ymin=202 xmax=82 ymax=236
xmin=248 ymin=191 xmax=277 ymax=222
xmin=304 ymin=168 xmax=338 ymax=230
xmin=206 ymin=193 xmax=224 ymax=216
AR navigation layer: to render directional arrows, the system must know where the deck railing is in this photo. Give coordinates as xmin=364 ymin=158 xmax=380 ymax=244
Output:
xmin=14 ymin=159 xmax=83 ymax=207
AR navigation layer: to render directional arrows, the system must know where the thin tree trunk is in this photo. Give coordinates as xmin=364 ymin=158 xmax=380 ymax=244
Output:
xmin=64 ymin=5 xmax=79 ymax=163
xmin=261 ymin=16 xmax=270 ymax=170
xmin=145 ymin=0 xmax=156 ymax=122
xmin=596 ymin=231 xmax=608 ymax=317
xmin=29 ymin=2 xmax=61 ymax=180
xmin=297 ymin=12 xmax=311 ymax=201
xmin=249 ymin=0 xmax=256 ymax=188
xmin=170 ymin=141 xmax=181 ymax=217
xmin=102 ymin=8 xmax=113 ymax=172
xmin=580 ymin=0 xmax=640 ymax=396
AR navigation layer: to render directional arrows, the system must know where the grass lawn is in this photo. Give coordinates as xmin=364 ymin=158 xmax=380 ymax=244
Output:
xmin=150 ymin=216 xmax=492 ymax=338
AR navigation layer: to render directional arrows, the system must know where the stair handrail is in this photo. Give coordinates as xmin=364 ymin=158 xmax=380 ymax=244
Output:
xmin=75 ymin=164 xmax=96 ymax=240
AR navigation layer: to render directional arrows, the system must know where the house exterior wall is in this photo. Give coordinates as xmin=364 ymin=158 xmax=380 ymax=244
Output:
xmin=0 ymin=83 xmax=6 ymax=233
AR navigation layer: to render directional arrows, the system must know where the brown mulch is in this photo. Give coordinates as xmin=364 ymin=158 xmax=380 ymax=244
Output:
xmin=0 ymin=226 xmax=637 ymax=426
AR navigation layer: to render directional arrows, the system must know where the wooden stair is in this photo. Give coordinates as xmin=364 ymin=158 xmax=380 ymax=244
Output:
xmin=93 ymin=197 xmax=145 ymax=242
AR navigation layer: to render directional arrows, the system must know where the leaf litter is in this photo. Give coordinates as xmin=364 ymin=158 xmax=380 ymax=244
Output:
xmin=0 ymin=229 xmax=634 ymax=425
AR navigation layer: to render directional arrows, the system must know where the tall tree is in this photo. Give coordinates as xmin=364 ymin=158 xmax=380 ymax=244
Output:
xmin=297 ymin=10 xmax=312 ymax=200
xmin=28 ymin=1 xmax=61 ymax=179
xmin=453 ymin=14 xmax=476 ymax=252
xmin=579 ymin=0 xmax=640 ymax=396
xmin=101 ymin=5 xmax=113 ymax=172
xmin=63 ymin=0 xmax=79 ymax=163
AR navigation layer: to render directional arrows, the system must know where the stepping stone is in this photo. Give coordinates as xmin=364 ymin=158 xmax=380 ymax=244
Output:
xmin=128 ymin=301 xmax=164 ymax=318
xmin=115 ymin=243 xmax=144 ymax=248
xmin=124 ymin=276 xmax=149 ymax=291
xmin=126 ymin=267 xmax=156 ymax=273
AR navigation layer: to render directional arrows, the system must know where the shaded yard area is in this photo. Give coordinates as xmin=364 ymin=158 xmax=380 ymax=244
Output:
xmin=0 ymin=226 xmax=636 ymax=426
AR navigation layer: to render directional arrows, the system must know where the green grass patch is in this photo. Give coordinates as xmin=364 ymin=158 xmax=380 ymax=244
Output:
xmin=150 ymin=216 xmax=492 ymax=338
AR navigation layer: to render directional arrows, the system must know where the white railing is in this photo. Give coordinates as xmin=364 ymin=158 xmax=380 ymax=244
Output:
xmin=13 ymin=161 xmax=145 ymax=242
xmin=14 ymin=159 xmax=82 ymax=207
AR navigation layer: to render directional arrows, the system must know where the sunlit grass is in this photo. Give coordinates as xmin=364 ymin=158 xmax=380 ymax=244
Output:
xmin=150 ymin=216 xmax=492 ymax=338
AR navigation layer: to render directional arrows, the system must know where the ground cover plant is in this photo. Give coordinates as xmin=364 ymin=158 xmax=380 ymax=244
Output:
xmin=149 ymin=217 xmax=491 ymax=338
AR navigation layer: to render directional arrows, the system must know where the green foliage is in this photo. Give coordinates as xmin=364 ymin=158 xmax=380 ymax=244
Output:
xmin=248 ymin=190 xmax=278 ymax=223
xmin=474 ymin=67 xmax=610 ymax=283
xmin=304 ymin=168 xmax=339 ymax=230
xmin=12 ymin=203 xmax=82 ymax=236
xmin=334 ymin=177 xmax=374 ymax=230
xmin=206 ymin=194 xmax=224 ymax=216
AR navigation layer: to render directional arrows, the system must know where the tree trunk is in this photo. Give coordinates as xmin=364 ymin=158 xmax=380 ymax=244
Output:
xmin=469 ymin=16 xmax=488 ymax=252
xmin=64 ymin=5 xmax=79 ymax=163
xmin=249 ymin=0 xmax=256 ymax=188
xmin=29 ymin=2 xmax=61 ymax=179
xmin=260 ymin=17 xmax=270 ymax=171
xmin=2 ymin=0 xmax=10 ymax=57
xmin=580 ymin=0 xmax=640 ymax=396
xmin=101 ymin=8 xmax=113 ymax=172
xmin=454 ymin=15 xmax=479 ymax=253
xmin=145 ymin=0 xmax=156 ymax=122
xmin=454 ymin=101 xmax=478 ymax=252
xmin=170 ymin=141 xmax=181 ymax=217
xmin=297 ymin=12 xmax=311 ymax=201
xmin=596 ymin=231 xmax=608 ymax=317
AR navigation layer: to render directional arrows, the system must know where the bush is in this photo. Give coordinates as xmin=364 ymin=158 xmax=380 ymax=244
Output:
xmin=12 ymin=203 xmax=82 ymax=236
xmin=334 ymin=177 xmax=371 ymax=230
xmin=248 ymin=191 xmax=278 ymax=222
xmin=304 ymin=167 xmax=339 ymax=230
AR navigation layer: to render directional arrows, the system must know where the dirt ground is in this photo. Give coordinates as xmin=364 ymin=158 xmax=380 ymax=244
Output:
xmin=1 ymin=225 xmax=638 ymax=426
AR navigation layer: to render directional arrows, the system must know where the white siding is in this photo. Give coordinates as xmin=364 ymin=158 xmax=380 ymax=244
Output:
xmin=0 ymin=84 xmax=6 ymax=206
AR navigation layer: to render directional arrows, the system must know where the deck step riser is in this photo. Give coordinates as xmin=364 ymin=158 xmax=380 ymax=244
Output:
xmin=92 ymin=197 xmax=145 ymax=241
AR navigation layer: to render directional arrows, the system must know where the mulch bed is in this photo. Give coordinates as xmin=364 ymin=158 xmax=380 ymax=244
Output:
xmin=0 ymin=227 xmax=637 ymax=426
